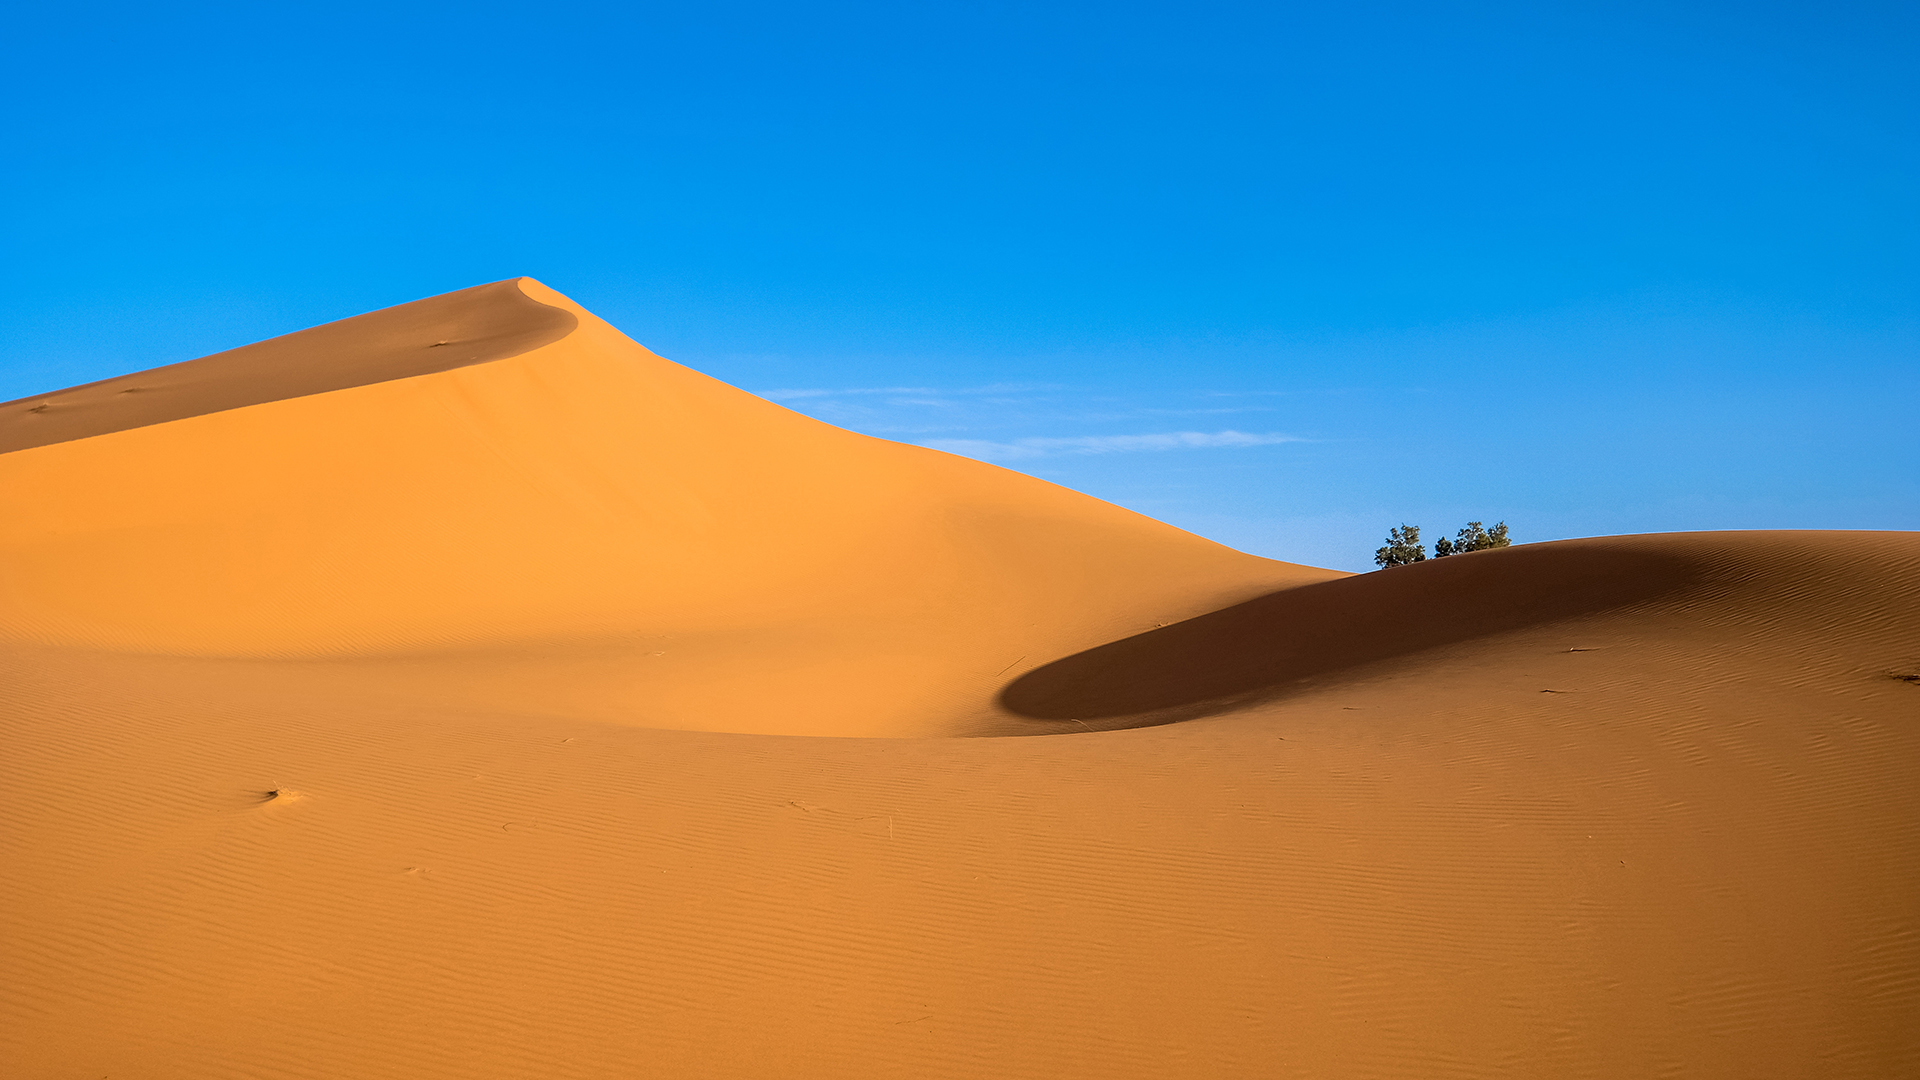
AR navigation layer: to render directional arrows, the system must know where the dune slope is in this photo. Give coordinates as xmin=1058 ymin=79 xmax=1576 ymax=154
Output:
xmin=2 ymin=280 xmax=1916 ymax=1079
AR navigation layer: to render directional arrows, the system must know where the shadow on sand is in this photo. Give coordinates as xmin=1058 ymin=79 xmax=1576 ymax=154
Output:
xmin=1000 ymin=540 xmax=1704 ymax=726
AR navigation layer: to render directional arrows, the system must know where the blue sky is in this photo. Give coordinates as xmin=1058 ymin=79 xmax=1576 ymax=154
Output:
xmin=4 ymin=1 xmax=1914 ymax=570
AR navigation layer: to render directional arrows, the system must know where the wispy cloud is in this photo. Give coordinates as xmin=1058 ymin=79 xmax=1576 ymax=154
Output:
xmin=756 ymin=383 xmax=1050 ymax=402
xmin=1134 ymin=405 xmax=1277 ymax=416
xmin=923 ymin=430 xmax=1305 ymax=462
xmin=758 ymin=386 xmax=933 ymax=401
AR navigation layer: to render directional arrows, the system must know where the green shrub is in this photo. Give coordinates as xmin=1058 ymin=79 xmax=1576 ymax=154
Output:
xmin=1433 ymin=521 xmax=1511 ymax=558
xmin=1377 ymin=521 xmax=1512 ymax=567
xmin=1374 ymin=524 xmax=1427 ymax=567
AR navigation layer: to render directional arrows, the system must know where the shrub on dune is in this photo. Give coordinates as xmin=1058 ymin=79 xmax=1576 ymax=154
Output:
xmin=1374 ymin=524 xmax=1427 ymax=568
xmin=1376 ymin=520 xmax=1512 ymax=568
xmin=1434 ymin=521 xmax=1511 ymax=558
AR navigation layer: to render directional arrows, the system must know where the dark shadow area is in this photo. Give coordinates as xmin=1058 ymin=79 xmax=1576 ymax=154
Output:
xmin=1000 ymin=540 xmax=1704 ymax=724
xmin=0 ymin=278 xmax=577 ymax=455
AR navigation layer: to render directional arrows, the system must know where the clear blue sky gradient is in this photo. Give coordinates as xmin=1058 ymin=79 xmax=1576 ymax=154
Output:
xmin=5 ymin=2 xmax=1914 ymax=570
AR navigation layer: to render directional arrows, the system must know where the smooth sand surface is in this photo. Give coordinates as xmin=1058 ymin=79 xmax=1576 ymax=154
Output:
xmin=3 ymin=280 xmax=1916 ymax=1077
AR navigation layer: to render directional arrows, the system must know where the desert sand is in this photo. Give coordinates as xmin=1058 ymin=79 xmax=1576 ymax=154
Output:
xmin=2 ymin=279 xmax=1916 ymax=1077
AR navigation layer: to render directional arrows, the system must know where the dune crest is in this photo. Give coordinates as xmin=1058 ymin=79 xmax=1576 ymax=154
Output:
xmin=0 ymin=279 xmax=576 ymax=455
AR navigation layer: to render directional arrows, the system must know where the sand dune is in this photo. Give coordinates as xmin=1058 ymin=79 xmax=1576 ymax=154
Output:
xmin=0 ymin=279 xmax=1324 ymax=737
xmin=2 ymin=280 xmax=1916 ymax=1078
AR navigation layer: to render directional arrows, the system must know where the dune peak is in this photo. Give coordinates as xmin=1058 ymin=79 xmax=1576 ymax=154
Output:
xmin=0 ymin=278 xmax=576 ymax=455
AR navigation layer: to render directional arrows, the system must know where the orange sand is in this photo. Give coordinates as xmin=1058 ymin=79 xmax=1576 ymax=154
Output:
xmin=2 ymin=280 xmax=1916 ymax=1077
